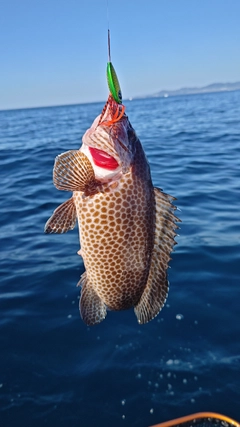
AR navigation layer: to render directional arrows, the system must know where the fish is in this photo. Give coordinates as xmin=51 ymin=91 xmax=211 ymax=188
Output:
xmin=45 ymin=93 xmax=180 ymax=326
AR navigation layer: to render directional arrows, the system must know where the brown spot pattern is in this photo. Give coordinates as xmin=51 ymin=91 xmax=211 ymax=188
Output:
xmin=74 ymin=139 xmax=155 ymax=312
xmin=45 ymin=96 xmax=180 ymax=325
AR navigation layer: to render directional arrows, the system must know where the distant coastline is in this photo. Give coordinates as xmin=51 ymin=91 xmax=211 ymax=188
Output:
xmin=136 ymin=81 xmax=240 ymax=99
xmin=2 ymin=82 xmax=240 ymax=112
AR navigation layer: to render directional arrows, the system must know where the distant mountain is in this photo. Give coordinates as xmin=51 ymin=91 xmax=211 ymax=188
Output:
xmin=143 ymin=81 xmax=240 ymax=99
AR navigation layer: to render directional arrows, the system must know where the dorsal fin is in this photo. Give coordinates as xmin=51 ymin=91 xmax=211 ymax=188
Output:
xmin=134 ymin=187 xmax=181 ymax=324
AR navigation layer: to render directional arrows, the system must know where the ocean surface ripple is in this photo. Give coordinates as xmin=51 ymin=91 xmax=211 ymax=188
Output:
xmin=0 ymin=91 xmax=240 ymax=426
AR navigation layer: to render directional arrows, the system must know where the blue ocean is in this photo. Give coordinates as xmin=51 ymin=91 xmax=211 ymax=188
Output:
xmin=0 ymin=91 xmax=240 ymax=426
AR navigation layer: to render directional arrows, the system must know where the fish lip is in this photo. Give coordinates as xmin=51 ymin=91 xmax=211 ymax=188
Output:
xmin=88 ymin=146 xmax=119 ymax=170
xmin=80 ymin=143 xmax=123 ymax=182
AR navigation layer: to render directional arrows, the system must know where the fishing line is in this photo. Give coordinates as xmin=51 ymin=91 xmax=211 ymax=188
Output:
xmin=106 ymin=0 xmax=110 ymax=30
xmin=108 ymin=29 xmax=111 ymax=63
xmin=105 ymin=1 xmax=122 ymax=104
xmin=106 ymin=0 xmax=111 ymax=62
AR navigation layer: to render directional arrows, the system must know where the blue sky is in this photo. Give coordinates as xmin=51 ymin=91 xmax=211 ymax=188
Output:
xmin=1 ymin=0 xmax=240 ymax=110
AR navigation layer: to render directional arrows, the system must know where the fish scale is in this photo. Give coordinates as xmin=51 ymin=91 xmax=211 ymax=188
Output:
xmin=45 ymin=95 xmax=180 ymax=325
xmin=75 ymin=141 xmax=154 ymax=314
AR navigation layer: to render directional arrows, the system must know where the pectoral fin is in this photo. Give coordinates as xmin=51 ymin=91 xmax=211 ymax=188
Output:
xmin=53 ymin=150 xmax=99 ymax=196
xmin=44 ymin=197 xmax=76 ymax=233
xmin=78 ymin=272 xmax=107 ymax=326
xmin=134 ymin=187 xmax=181 ymax=324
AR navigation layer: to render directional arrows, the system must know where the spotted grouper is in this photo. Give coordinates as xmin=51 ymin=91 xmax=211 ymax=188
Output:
xmin=45 ymin=94 xmax=180 ymax=325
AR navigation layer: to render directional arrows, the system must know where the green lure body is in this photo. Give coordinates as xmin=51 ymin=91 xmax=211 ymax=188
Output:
xmin=107 ymin=62 xmax=122 ymax=104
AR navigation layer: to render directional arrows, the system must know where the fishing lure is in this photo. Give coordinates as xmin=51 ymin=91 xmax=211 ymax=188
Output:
xmin=106 ymin=30 xmax=122 ymax=104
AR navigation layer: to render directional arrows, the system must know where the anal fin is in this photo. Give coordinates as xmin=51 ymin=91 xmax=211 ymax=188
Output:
xmin=78 ymin=272 xmax=107 ymax=326
xmin=44 ymin=196 xmax=77 ymax=233
xmin=134 ymin=187 xmax=181 ymax=324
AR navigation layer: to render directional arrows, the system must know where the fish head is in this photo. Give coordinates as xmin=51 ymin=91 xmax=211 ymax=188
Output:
xmin=82 ymin=95 xmax=137 ymax=176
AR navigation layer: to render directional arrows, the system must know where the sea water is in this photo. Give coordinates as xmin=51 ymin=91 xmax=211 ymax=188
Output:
xmin=0 ymin=90 xmax=240 ymax=426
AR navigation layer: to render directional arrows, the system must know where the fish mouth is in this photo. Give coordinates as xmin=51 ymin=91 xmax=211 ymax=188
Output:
xmin=88 ymin=147 xmax=119 ymax=170
xmin=82 ymin=95 xmax=135 ymax=174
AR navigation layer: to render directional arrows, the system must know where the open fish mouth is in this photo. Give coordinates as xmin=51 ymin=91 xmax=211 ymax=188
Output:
xmin=81 ymin=95 xmax=135 ymax=174
xmin=88 ymin=147 xmax=119 ymax=170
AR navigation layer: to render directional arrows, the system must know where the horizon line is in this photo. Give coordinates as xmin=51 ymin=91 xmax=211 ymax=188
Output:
xmin=1 ymin=81 xmax=240 ymax=113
